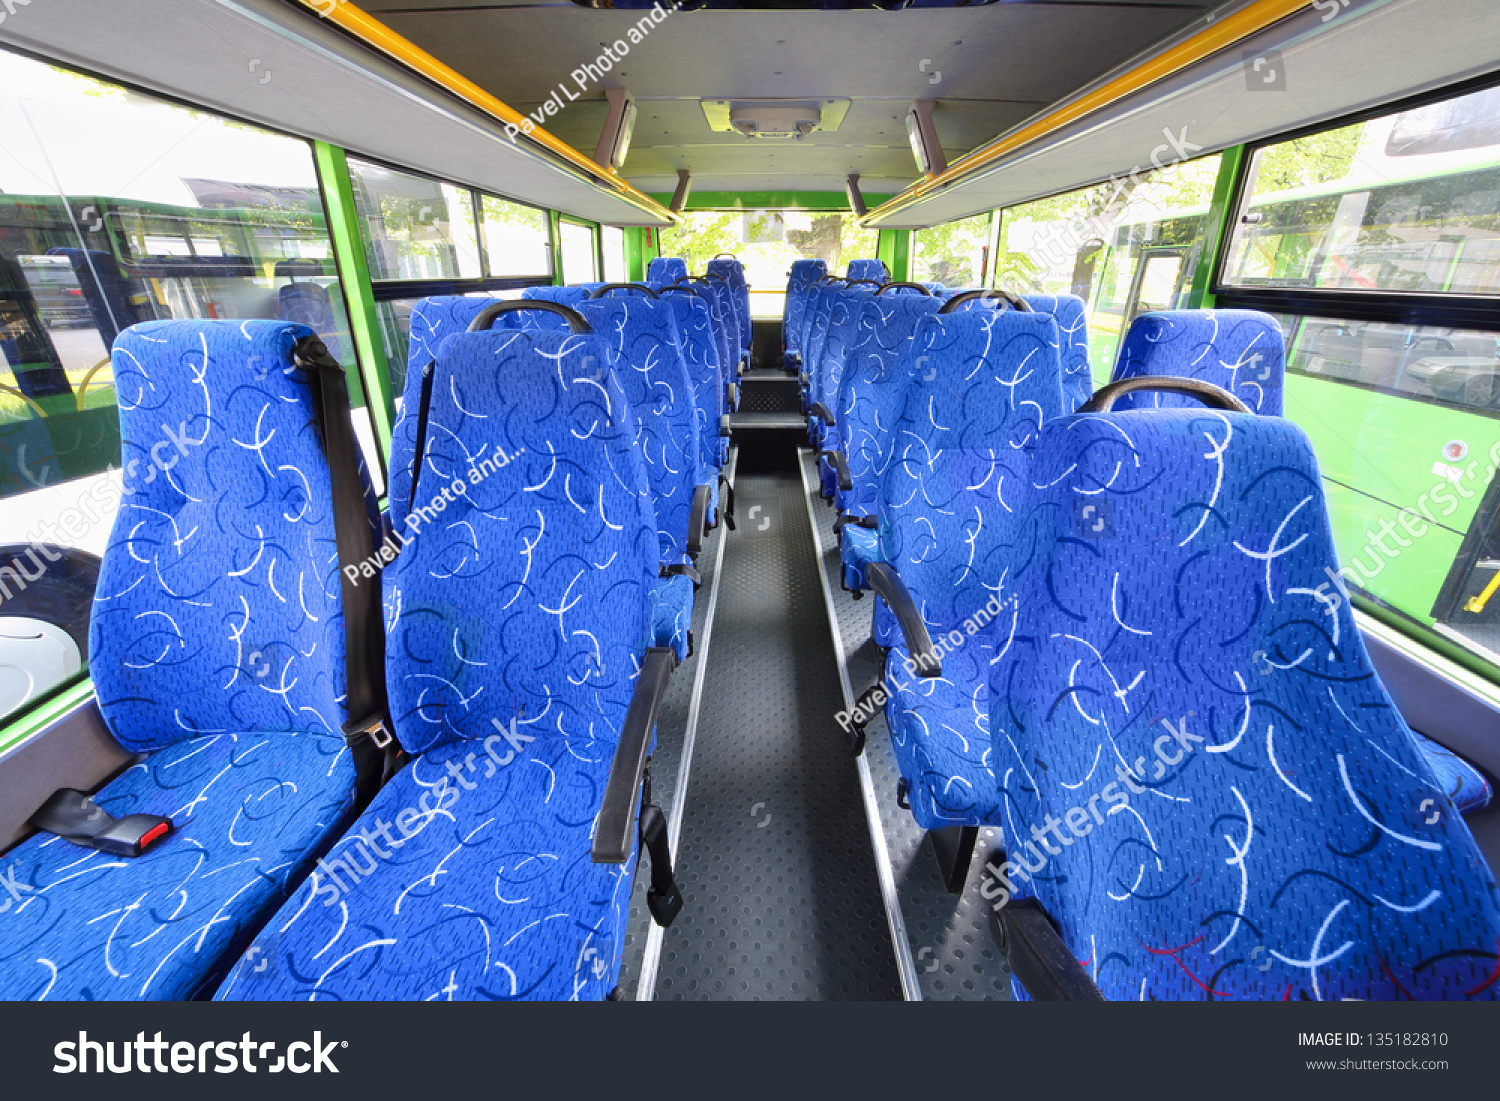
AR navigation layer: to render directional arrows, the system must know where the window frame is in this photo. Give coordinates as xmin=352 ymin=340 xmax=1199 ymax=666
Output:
xmin=344 ymin=152 xmax=556 ymax=303
xmin=1211 ymin=70 xmax=1500 ymax=335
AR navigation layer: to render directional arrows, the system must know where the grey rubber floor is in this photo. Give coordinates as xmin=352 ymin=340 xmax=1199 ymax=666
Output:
xmin=800 ymin=450 xmax=1014 ymax=1000
xmin=652 ymin=472 xmax=904 ymax=1000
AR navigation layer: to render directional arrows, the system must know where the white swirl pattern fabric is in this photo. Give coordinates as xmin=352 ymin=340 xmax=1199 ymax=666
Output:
xmin=0 ymin=320 xmax=376 ymax=1000
xmin=989 ymin=408 xmax=1500 ymax=999
xmin=219 ymin=325 xmax=660 ymax=1001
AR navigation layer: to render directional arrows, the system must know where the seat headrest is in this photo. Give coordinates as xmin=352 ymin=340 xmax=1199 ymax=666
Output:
xmin=789 ymin=259 xmax=827 ymax=281
xmin=846 ymin=258 xmax=888 ymax=282
xmin=647 ymin=256 xmax=689 ymax=282
xmin=1112 ymin=309 xmax=1286 ymax=416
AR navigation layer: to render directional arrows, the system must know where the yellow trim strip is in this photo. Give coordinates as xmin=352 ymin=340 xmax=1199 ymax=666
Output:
xmin=864 ymin=0 xmax=1314 ymax=226
xmin=290 ymin=0 xmax=675 ymax=222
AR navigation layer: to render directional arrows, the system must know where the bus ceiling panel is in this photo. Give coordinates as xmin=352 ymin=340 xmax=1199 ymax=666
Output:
xmin=586 ymin=97 xmax=1028 ymax=194
xmin=364 ymin=2 xmax=1220 ymax=190
xmin=0 ymin=0 xmax=672 ymax=227
xmin=866 ymin=0 xmax=1500 ymax=228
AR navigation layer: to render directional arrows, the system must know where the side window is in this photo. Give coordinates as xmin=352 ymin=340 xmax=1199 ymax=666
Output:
xmin=480 ymin=196 xmax=551 ymax=278
xmin=0 ymin=51 xmax=375 ymax=723
xmin=600 ymin=225 xmax=627 ymax=283
xmin=912 ymin=213 xmax=991 ymax=286
xmin=994 ymin=153 xmax=1223 ymax=377
xmin=348 ymin=159 xmax=481 ymax=282
xmin=559 ymin=220 xmax=599 ymax=284
xmin=1224 ymin=85 xmax=1500 ymax=296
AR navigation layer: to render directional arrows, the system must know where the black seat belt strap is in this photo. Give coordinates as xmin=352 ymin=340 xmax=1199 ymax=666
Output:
xmin=637 ymin=771 xmax=683 ymax=927
xmin=405 ymin=358 xmax=437 ymax=522
xmin=294 ymin=336 xmax=400 ymax=809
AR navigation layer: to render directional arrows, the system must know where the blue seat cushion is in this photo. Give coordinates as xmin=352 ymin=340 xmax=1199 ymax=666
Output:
xmin=216 ymin=733 xmax=637 ymax=1001
xmin=649 ymin=573 xmax=695 ymax=662
xmin=1413 ymin=732 xmax=1493 ymax=813
xmin=884 ymin=642 xmax=1001 ymax=829
xmin=0 ymin=732 xmax=355 ymax=1000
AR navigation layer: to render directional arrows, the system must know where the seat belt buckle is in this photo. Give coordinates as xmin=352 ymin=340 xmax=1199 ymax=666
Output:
xmin=29 ymin=789 xmax=173 ymax=858
xmin=345 ymin=713 xmax=394 ymax=750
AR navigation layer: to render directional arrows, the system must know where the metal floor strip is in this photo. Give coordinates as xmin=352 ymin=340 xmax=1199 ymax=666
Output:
xmin=799 ymin=450 xmax=1013 ymax=1000
xmin=795 ymin=449 xmax=922 ymax=1001
xmin=635 ymin=448 xmax=739 ymax=1001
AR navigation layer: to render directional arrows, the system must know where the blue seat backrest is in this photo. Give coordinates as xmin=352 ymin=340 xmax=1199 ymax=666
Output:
xmin=941 ymin=293 xmax=1093 ymax=412
xmin=384 ymin=325 xmax=657 ymax=756
xmin=706 ymin=258 xmax=751 ymax=352
xmin=1112 ymin=309 xmax=1286 ymax=415
xmin=656 ymin=287 xmax=725 ymax=470
xmin=89 ymin=319 xmax=378 ymax=754
xmin=1022 ymin=294 xmax=1091 ymax=413
xmin=879 ymin=307 xmax=1065 ymax=631
xmin=784 ymin=259 xmax=826 ymax=355
xmin=648 ymin=257 xmax=689 ymax=283
xmin=573 ymin=297 xmax=703 ymax=565
xmin=390 ymin=295 xmax=529 ymax=531
xmin=846 ymin=258 xmax=888 ymax=282
xmin=688 ymin=276 xmax=736 ymax=373
xmin=812 ymin=287 xmax=874 ymax=412
xmin=802 ymin=283 xmax=839 ymax=377
xmin=989 ymin=407 xmax=1500 ymax=1000
xmin=836 ymin=293 xmax=946 ymax=517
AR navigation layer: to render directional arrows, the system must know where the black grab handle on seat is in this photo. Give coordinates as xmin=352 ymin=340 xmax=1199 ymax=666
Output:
xmin=1078 ymin=375 xmax=1252 ymax=414
xmin=846 ymin=279 xmax=883 ymax=289
xmin=469 ymin=299 xmax=592 ymax=333
xmin=591 ymin=282 xmax=660 ymax=299
xmin=939 ymin=289 xmax=1033 ymax=314
xmin=876 ymin=282 xmax=934 ymax=296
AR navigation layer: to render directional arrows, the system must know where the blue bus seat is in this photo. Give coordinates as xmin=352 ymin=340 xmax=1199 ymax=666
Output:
xmin=989 ymin=393 xmax=1500 ymax=1000
xmin=850 ymin=306 xmax=1064 ymax=889
xmin=783 ymin=258 xmax=826 ymax=368
xmin=218 ymin=320 xmax=671 ymax=1001
xmin=0 ymin=319 xmax=380 ymax=1001
xmin=1111 ymin=309 xmax=1286 ymax=415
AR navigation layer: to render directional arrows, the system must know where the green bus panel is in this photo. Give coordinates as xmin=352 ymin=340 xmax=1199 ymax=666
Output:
xmin=1284 ymin=372 xmax=1500 ymax=622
